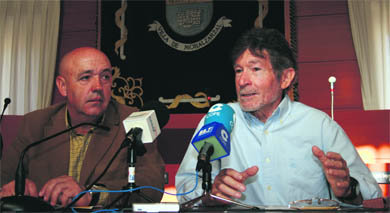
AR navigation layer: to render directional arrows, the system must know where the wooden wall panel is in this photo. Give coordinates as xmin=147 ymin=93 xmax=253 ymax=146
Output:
xmin=332 ymin=109 xmax=390 ymax=147
xmin=296 ymin=14 xmax=356 ymax=62
xmin=61 ymin=1 xmax=97 ymax=33
xmin=296 ymin=0 xmax=347 ymax=17
xmin=298 ymin=61 xmax=363 ymax=110
xmin=58 ymin=31 xmax=98 ymax=58
xmin=164 ymin=114 xmax=204 ymax=129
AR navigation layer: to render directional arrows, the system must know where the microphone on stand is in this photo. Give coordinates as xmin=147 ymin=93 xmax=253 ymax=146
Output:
xmin=328 ymin=76 xmax=336 ymax=120
xmin=191 ymin=103 xmax=235 ymax=165
xmin=113 ymin=100 xmax=170 ymax=207
xmin=182 ymin=103 xmax=235 ymax=209
xmin=64 ymin=100 xmax=170 ymax=210
xmin=0 ymin=98 xmax=11 ymax=160
xmin=0 ymin=122 xmax=109 ymax=212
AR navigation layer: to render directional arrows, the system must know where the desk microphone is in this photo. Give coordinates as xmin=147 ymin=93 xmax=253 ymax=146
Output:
xmin=121 ymin=100 xmax=170 ymax=153
xmin=0 ymin=98 xmax=11 ymax=160
xmin=191 ymin=103 xmax=235 ymax=170
xmin=0 ymin=122 xmax=109 ymax=212
xmin=63 ymin=101 xmax=170 ymax=210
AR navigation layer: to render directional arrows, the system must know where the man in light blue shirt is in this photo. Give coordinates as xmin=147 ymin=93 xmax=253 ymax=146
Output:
xmin=175 ymin=28 xmax=382 ymax=206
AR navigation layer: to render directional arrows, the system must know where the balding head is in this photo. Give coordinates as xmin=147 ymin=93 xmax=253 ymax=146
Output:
xmin=56 ymin=47 xmax=113 ymax=124
xmin=59 ymin=47 xmax=111 ymax=77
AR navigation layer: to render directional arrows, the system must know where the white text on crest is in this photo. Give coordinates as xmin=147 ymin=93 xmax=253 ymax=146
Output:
xmin=199 ymin=127 xmax=213 ymax=136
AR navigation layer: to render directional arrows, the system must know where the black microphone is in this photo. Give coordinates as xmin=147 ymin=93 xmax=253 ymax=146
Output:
xmin=0 ymin=98 xmax=11 ymax=160
xmin=0 ymin=98 xmax=11 ymax=122
xmin=0 ymin=122 xmax=109 ymax=212
xmin=196 ymin=142 xmax=214 ymax=172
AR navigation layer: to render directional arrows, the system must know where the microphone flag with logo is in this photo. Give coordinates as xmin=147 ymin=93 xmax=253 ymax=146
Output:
xmin=122 ymin=100 xmax=170 ymax=144
xmin=191 ymin=103 xmax=235 ymax=162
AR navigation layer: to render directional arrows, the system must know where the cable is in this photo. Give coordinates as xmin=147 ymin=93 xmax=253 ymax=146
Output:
xmin=92 ymin=209 xmax=119 ymax=213
xmin=69 ymin=171 xmax=199 ymax=213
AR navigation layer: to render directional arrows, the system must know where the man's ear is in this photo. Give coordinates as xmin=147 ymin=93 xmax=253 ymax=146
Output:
xmin=280 ymin=68 xmax=295 ymax=89
xmin=56 ymin=76 xmax=67 ymax=97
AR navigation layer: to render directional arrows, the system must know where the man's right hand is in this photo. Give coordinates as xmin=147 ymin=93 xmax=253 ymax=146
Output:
xmin=0 ymin=179 xmax=38 ymax=198
xmin=39 ymin=175 xmax=92 ymax=207
xmin=211 ymin=166 xmax=258 ymax=201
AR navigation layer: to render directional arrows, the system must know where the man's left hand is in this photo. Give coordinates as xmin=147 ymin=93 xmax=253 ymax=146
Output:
xmin=39 ymin=175 xmax=91 ymax=207
xmin=312 ymin=145 xmax=351 ymax=197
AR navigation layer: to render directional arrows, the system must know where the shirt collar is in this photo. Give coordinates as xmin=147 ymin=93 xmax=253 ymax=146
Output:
xmin=65 ymin=106 xmax=105 ymax=135
xmin=275 ymin=95 xmax=292 ymax=122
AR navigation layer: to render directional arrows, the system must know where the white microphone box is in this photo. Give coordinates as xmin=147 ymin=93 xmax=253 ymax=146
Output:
xmin=123 ymin=110 xmax=161 ymax=143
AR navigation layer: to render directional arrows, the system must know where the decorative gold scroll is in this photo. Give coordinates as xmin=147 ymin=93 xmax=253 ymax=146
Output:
xmin=111 ymin=67 xmax=144 ymax=107
xmin=254 ymin=0 xmax=269 ymax=28
xmin=114 ymin=0 xmax=128 ymax=60
xmin=159 ymin=92 xmax=221 ymax=109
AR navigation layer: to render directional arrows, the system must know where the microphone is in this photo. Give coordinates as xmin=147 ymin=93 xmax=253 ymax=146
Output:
xmin=191 ymin=103 xmax=235 ymax=170
xmin=0 ymin=98 xmax=11 ymax=160
xmin=122 ymin=100 xmax=170 ymax=186
xmin=0 ymin=98 xmax=11 ymax=122
xmin=123 ymin=110 xmax=160 ymax=144
xmin=328 ymin=76 xmax=336 ymax=120
xmin=328 ymin=76 xmax=336 ymax=91
xmin=122 ymin=100 xmax=170 ymax=144
xmin=0 ymin=122 xmax=109 ymax=212
xmin=64 ymin=102 xmax=170 ymax=209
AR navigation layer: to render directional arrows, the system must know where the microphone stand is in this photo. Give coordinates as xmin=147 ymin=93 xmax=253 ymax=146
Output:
xmin=0 ymin=122 xmax=109 ymax=212
xmin=65 ymin=105 xmax=170 ymax=210
xmin=105 ymin=127 xmax=154 ymax=209
xmin=181 ymin=142 xmax=257 ymax=210
xmin=0 ymin=98 xmax=11 ymax=160
xmin=182 ymin=142 xmax=214 ymax=209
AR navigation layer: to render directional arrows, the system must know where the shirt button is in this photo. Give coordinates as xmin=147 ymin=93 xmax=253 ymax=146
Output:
xmin=267 ymin=185 xmax=272 ymax=191
xmin=264 ymin=130 xmax=269 ymax=135
xmin=266 ymin=157 xmax=271 ymax=163
xmin=280 ymin=119 xmax=283 ymax=124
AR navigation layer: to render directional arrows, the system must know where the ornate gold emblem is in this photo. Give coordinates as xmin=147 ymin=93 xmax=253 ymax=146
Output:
xmin=159 ymin=92 xmax=220 ymax=109
xmin=111 ymin=67 xmax=144 ymax=107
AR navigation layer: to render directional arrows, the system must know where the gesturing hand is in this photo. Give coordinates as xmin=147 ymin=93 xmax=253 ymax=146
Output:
xmin=39 ymin=175 xmax=91 ymax=207
xmin=211 ymin=166 xmax=258 ymax=201
xmin=312 ymin=146 xmax=351 ymax=197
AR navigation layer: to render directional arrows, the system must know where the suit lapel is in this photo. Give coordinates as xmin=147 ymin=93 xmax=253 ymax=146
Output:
xmin=79 ymin=102 xmax=121 ymax=186
xmin=42 ymin=106 xmax=70 ymax=178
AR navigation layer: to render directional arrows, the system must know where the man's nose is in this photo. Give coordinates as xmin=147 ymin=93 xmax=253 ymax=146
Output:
xmin=92 ymin=76 xmax=103 ymax=91
xmin=238 ymin=70 xmax=251 ymax=87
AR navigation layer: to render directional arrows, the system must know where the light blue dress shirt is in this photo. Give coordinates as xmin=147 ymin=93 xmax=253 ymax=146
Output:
xmin=175 ymin=96 xmax=382 ymax=206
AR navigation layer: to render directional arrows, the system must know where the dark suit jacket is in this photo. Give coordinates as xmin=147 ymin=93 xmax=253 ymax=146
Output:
xmin=1 ymin=100 xmax=165 ymax=206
